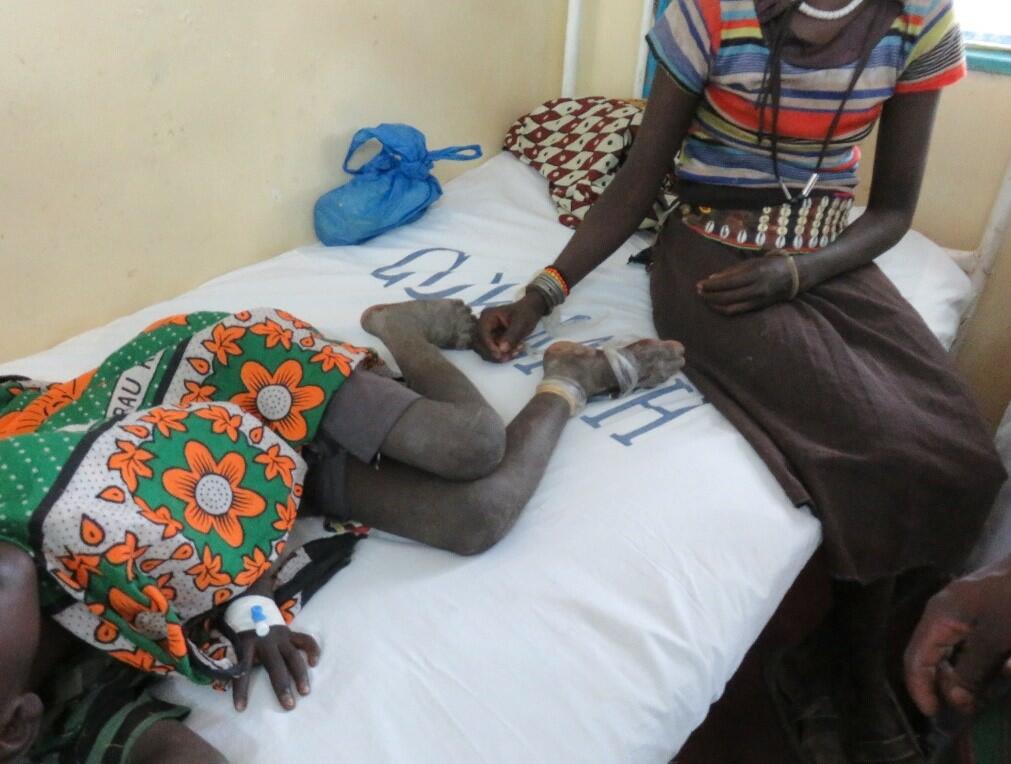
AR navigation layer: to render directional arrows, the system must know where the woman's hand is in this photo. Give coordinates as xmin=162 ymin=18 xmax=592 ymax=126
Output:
xmin=475 ymin=292 xmax=546 ymax=362
xmin=232 ymin=625 xmax=321 ymax=712
xmin=697 ymin=256 xmax=798 ymax=315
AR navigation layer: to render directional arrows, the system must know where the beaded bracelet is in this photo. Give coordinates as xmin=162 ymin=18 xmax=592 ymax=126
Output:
xmin=527 ymin=270 xmax=565 ymax=312
xmin=543 ymin=266 xmax=570 ymax=296
xmin=526 ymin=267 xmax=571 ymax=314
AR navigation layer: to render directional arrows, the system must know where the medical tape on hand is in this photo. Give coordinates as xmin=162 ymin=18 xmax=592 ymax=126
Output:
xmin=224 ymin=595 xmax=285 ymax=638
xmin=602 ymin=346 xmax=640 ymax=397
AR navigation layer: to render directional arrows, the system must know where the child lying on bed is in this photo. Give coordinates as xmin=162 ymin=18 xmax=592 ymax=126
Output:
xmin=0 ymin=299 xmax=683 ymax=762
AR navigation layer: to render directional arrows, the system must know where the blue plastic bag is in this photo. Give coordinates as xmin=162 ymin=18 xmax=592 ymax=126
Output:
xmin=314 ymin=123 xmax=482 ymax=246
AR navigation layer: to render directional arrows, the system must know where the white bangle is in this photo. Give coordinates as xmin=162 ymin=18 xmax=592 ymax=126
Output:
xmin=766 ymin=249 xmax=801 ymax=300
xmin=224 ymin=595 xmax=286 ymax=637
xmin=536 ymin=377 xmax=588 ymax=417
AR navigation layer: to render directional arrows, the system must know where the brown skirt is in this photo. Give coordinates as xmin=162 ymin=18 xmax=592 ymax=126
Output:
xmin=649 ymin=220 xmax=1007 ymax=582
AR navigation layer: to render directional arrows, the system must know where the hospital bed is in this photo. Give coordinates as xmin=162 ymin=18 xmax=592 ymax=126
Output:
xmin=3 ymin=149 xmax=1005 ymax=762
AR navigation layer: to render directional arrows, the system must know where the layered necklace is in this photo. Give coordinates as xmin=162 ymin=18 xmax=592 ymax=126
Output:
xmin=757 ymin=0 xmax=882 ymax=203
xmin=797 ymin=0 xmax=866 ymax=21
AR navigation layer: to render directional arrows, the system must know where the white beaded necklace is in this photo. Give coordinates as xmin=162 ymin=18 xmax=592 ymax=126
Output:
xmin=797 ymin=0 xmax=866 ymax=21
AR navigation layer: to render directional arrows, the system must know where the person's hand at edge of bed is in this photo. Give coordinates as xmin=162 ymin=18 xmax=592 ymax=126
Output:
xmin=697 ymin=256 xmax=798 ymax=315
xmin=903 ymin=556 xmax=1011 ymax=718
xmin=231 ymin=624 xmax=321 ymax=712
xmin=475 ymin=291 xmax=547 ymax=362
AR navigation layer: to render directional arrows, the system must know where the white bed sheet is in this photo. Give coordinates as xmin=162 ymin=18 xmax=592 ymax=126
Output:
xmin=1 ymin=154 xmax=974 ymax=763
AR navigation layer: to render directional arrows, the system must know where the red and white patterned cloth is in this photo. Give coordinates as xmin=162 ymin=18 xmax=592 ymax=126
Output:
xmin=504 ymin=97 xmax=678 ymax=231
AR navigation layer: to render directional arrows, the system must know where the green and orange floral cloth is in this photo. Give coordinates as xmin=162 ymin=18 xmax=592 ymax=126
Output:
xmin=0 ymin=308 xmax=371 ymax=684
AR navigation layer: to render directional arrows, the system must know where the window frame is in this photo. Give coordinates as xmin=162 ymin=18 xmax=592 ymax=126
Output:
xmin=962 ymin=25 xmax=1011 ymax=76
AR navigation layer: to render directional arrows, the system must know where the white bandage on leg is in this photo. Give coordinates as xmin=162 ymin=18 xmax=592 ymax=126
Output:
xmin=536 ymin=377 xmax=588 ymax=417
xmin=224 ymin=595 xmax=286 ymax=637
xmin=603 ymin=346 xmax=640 ymax=397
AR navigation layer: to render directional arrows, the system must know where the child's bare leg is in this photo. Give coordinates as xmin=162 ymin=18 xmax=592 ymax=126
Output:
xmin=361 ymin=299 xmax=506 ymax=480
xmin=342 ymin=338 xmax=685 ymax=554
xmin=345 ymin=392 xmax=568 ymax=554
xmin=361 ymin=299 xmax=486 ymax=404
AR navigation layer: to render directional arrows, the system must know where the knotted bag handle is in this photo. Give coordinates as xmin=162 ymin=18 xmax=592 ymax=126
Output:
xmin=343 ymin=127 xmax=482 ymax=175
xmin=428 ymin=145 xmax=483 ymax=162
xmin=342 ymin=127 xmax=392 ymax=176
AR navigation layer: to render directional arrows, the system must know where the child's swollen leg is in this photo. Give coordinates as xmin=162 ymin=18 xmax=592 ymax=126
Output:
xmin=338 ymin=336 xmax=685 ymax=553
xmin=361 ymin=299 xmax=507 ymax=480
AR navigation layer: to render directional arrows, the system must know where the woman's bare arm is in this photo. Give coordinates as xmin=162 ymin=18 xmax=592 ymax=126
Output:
xmin=699 ymin=90 xmax=941 ymax=314
xmin=794 ymin=89 xmax=940 ymax=289
xmin=477 ymin=69 xmax=700 ymax=359
xmin=553 ymin=70 xmax=700 ymax=286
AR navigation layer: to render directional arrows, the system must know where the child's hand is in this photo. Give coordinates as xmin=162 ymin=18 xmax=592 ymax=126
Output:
xmin=232 ymin=625 xmax=320 ymax=712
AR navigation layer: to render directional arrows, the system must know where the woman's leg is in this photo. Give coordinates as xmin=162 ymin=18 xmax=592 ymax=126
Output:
xmin=770 ymin=579 xmax=906 ymax=763
xmin=647 ymin=225 xmax=963 ymax=759
xmin=833 ymin=578 xmax=907 ymax=744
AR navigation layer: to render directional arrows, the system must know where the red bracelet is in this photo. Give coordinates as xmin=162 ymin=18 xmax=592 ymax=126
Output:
xmin=544 ymin=266 xmax=570 ymax=296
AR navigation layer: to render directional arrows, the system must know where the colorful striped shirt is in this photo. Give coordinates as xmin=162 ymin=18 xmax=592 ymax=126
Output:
xmin=646 ymin=0 xmax=967 ymax=194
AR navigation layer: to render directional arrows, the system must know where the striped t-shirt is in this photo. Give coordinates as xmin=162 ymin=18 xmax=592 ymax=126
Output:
xmin=646 ymin=0 xmax=967 ymax=195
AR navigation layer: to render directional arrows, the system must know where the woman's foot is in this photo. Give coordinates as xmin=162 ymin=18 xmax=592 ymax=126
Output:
xmin=844 ymin=681 xmax=924 ymax=763
xmin=361 ymin=299 xmax=477 ymax=350
xmin=767 ymin=640 xmax=849 ymax=764
xmin=542 ymin=339 xmax=685 ymax=398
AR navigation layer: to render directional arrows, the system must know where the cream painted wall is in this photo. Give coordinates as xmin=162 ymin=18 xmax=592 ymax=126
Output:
xmin=1 ymin=1 xmax=565 ymax=362
xmin=575 ymin=1 xmax=646 ymax=99
xmin=571 ymin=0 xmax=1011 ymax=426
xmin=5 ymin=0 xmax=1007 ymax=423
xmin=854 ymin=73 xmax=1011 ymax=251
xmin=857 ymin=74 xmax=1011 ymax=427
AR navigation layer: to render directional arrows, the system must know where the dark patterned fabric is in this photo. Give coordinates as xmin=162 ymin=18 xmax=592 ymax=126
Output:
xmin=30 ymin=651 xmax=188 ymax=764
xmin=504 ymin=97 xmax=678 ymax=230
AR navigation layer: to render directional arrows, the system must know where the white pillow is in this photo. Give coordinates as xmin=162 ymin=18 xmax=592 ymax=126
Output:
xmin=852 ymin=208 xmax=974 ymax=350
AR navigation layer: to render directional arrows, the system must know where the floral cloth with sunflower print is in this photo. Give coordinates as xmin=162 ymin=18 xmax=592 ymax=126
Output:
xmin=0 ymin=308 xmax=371 ymax=683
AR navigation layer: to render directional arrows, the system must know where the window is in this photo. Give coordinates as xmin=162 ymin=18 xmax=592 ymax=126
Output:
xmin=957 ymin=0 xmax=1011 ymax=75
xmin=959 ymin=2 xmax=1011 ymax=49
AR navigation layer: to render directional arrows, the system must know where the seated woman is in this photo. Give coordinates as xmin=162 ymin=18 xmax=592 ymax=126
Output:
xmin=477 ymin=1 xmax=1005 ymax=760
xmin=0 ymin=299 xmax=683 ymax=762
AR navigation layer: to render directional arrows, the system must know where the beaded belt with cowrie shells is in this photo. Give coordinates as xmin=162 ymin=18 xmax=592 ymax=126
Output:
xmin=677 ymin=195 xmax=856 ymax=254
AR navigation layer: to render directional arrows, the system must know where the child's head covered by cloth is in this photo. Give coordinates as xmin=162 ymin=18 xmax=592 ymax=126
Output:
xmin=0 ymin=308 xmax=372 ymax=762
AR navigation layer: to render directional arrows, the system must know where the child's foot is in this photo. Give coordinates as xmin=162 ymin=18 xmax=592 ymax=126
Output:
xmin=542 ymin=339 xmax=685 ymax=398
xmin=361 ymin=299 xmax=477 ymax=349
